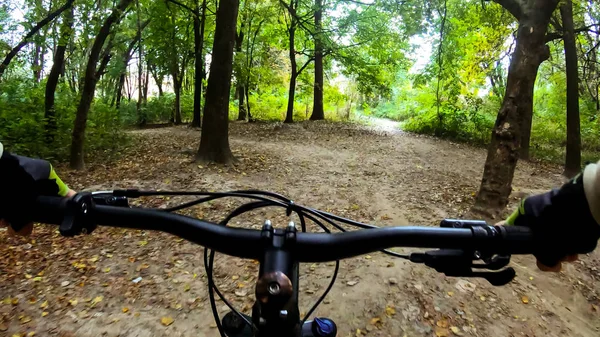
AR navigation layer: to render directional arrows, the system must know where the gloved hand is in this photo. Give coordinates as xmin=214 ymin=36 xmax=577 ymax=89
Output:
xmin=504 ymin=161 xmax=600 ymax=271
xmin=0 ymin=143 xmax=74 ymax=235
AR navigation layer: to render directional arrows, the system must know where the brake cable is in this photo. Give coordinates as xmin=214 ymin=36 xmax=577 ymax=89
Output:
xmin=119 ymin=189 xmax=409 ymax=336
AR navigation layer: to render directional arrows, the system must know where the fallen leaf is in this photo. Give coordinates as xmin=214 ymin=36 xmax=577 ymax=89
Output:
xmin=231 ymin=275 xmax=239 ymax=280
xmin=122 ymin=307 xmax=129 ymax=313
xmin=106 ymin=254 xmax=113 ymax=258
xmin=41 ymin=312 xmax=49 ymax=317
xmin=447 ymin=291 xmax=454 ymax=297
xmin=11 ymin=298 xmax=19 ymax=305
xmin=90 ymin=296 xmax=103 ymax=307
xmin=450 ymin=326 xmax=463 ymax=336
xmin=479 ymin=296 xmax=486 ymax=301
xmin=592 ymin=304 xmax=598 ymax=312
xmin=138 ymin=240 xmax=148 ymax=246
xmin=103 ymin=267 xmax=111 ymax=273
xmin=437 ymin=319 xmax=449 ymax=328
xmin=370 ymin=317 xmax=382 ymax=326
xmin=61 ymin=281 xmax=70 ymax=287
xmin=184 ymin=284 xmax=191 ymax=292
xmin=20 ymin=316 xmax=32 ymax=324
xmin=435 ymin=326 xmax=449 ymax=337
xmin=237 ymin=282 xmax=245 ymax=288
xmin=32 ymin=277 xmax=42 ymax=282
xmin=385 ymin=305 xmax=396 ymax=316
xmin=346 ymin=280 xmax=358 ymax=286
xmin=25 ymin=274 xmax=32 ymax=279
xmin=161 ymin=316 xmax=174 ymax=326
xmin=40 ymin=301 xmax=48 ymax=309
xmin=89 ymin=256 xmax=99 ymax=263
xmin=365 ymin=255 xmax=372 ymax=259
xmin=355 ymin=328 xmax=362 ymax=336
xmin=69 ymin=299 xmax=78 ymax=306
xmin=27 ymin=332 xmax=35 ymax=336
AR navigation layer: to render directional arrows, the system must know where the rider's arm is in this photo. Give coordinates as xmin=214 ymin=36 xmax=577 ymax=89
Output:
xmin=0 ymin=142 xmax=74 ymax=235
xmin=505 ymin=160 xmax=600 ymax=270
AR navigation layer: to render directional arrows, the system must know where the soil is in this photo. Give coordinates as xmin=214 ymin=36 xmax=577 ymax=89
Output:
xmin=1 ymin=120 xmax=599 ymax=337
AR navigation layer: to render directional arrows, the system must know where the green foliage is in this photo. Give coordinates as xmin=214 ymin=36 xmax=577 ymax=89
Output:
xmin=0 ymin=79 xmax=127 ymax=162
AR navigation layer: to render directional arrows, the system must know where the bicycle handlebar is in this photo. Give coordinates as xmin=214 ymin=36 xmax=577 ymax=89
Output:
xmin=32 ymin=195 xmax=537 ymax=262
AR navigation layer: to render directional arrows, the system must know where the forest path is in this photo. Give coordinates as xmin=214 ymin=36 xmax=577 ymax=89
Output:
xmin=1 ymin=121 xmax=598 ymax=337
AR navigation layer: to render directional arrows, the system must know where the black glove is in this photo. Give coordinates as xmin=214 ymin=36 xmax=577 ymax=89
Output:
xmin=0 ymin=151 xmax=60 ymax=231
xmin=507 ymin=172 xmax=600 ymax=267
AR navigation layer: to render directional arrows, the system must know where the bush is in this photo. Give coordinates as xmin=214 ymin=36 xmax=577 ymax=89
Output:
xmin=0 ymin=78 xmax=127 ymax=162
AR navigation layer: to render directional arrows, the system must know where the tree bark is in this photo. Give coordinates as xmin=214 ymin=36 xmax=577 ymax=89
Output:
xmin=0 ymin=0 xmax=75 ymax=80
xmin=196 ymin=0 xmax=238 ymax=164
xmin=285 ymin=1 xmax=297 ymax=124
xmin=474 ymin=0 xmax=558 ymax=213
xmin=191 ymin=0 xmax=207 ymax=128
xmin=45 ymin=7 xmax=74 ymax=141
xmin=561 ymin=0 xmax=581 ymax=177
xmin=69 ymin=0 xmax=133 ymax=170
xmin=136 ymin=0 xmax=145 ymax=125
xmin=310 ymin=0 xmax=325 ymax=121
xmin=520 ymin=110 xmax=533 ymax=160
xmin=236 ymin=24 xmax=247 ymax=121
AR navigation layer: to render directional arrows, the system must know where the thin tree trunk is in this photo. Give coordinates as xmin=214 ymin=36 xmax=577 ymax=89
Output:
xmin=285 ymin=5 xmax=297 ymax=124
xmin=310 ymin=0 xmax=325 ymax=121
xmin=196 ymin=0 xmax=239 ymax=164
xmin=45 ymin=7 xmax=74 ymax=141
xmin=474 ymin=0 xmax=558 ymax=213
xmin=0 ymin=0 xmax=75 ymax=80
xmin=192 ymin=0 xmax=207 ymax=128
xmin=136 ymin=0 xmax=145 ymax=125
xmin=235 ymin=24 xmax=246 ymax=121
xmin=70 ymin=0 xmax=133 ymax=170
xmin=561 ymin=0 xmax=581 ymax=177
xmin=143 ymin=66 xmax=149 ymax=102
xmin=116 ymin=73 xmax=125 ymax=108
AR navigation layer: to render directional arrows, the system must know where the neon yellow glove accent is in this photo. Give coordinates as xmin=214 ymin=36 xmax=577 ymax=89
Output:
xmin=49 ymin=165 xmax=69 ymax=197
xmin=506 ymin=199 xmax=525 ymax=226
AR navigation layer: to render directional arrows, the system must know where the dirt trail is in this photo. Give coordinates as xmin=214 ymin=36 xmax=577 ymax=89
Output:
xmin=1 ymin=121 xmax=598 ymax=337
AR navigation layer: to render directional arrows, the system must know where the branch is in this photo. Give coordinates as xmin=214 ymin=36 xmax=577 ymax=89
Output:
xmin=296 ymin=57 xmax=314 ymax=77
xmin=165 ymin=0 xmax=199 ymax=17
xmin=0 ymin=0 xmax=75 ymax=79
xmin=545 ymin=24 xmax=600 ymax=42
xmin=490 ymin=0 xmax=523 ymax=20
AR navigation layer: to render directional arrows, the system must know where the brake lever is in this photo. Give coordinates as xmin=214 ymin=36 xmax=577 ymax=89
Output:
xmin=409 ymin=249 xmax=515 ymax=286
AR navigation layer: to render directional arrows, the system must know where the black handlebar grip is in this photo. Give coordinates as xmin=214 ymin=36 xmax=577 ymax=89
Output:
xmin=32 ymin=196 xmax=68 ymax=225
xmin=495 ymin=225 xmax=536 ymax=254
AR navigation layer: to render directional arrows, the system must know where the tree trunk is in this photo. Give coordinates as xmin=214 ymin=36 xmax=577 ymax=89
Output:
xmin=520 ymin=111 xmax=533 ymax=160
xmin=136 ymin=0 xmax=145 ymax=125
xmin=173 ymin=75 xmax=183 ymax=124
xmin=474 ymin=0 xmax=558 ymax=213
xmin=196 ymin=0 xmax=238 ymax=164
xmin=45 ymin=7 xmax=74 ymax=141
xmin=70 ymin=0 xmax=133 ymax=170
xmin=116 ymin=73 xmax=125 ymax=108
xmin=285 ymin=13 xmax=297 ymax=124
xmin=561 ymin=0 xmax=581 ymax=178
xmin=285 ymin=72 xmax=296 ymax=123
xmin=235 ymin=25 xmax=246 ymax=121
xmin=310 ymin=0 xmax=325 ymax=121
xmin=0 ymin=0 xmax=75 ymax=80
xmin=191 ymin=0 xmax=207 ymax=128
xmin=33 ymin=42 xmax=42 ymax=82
